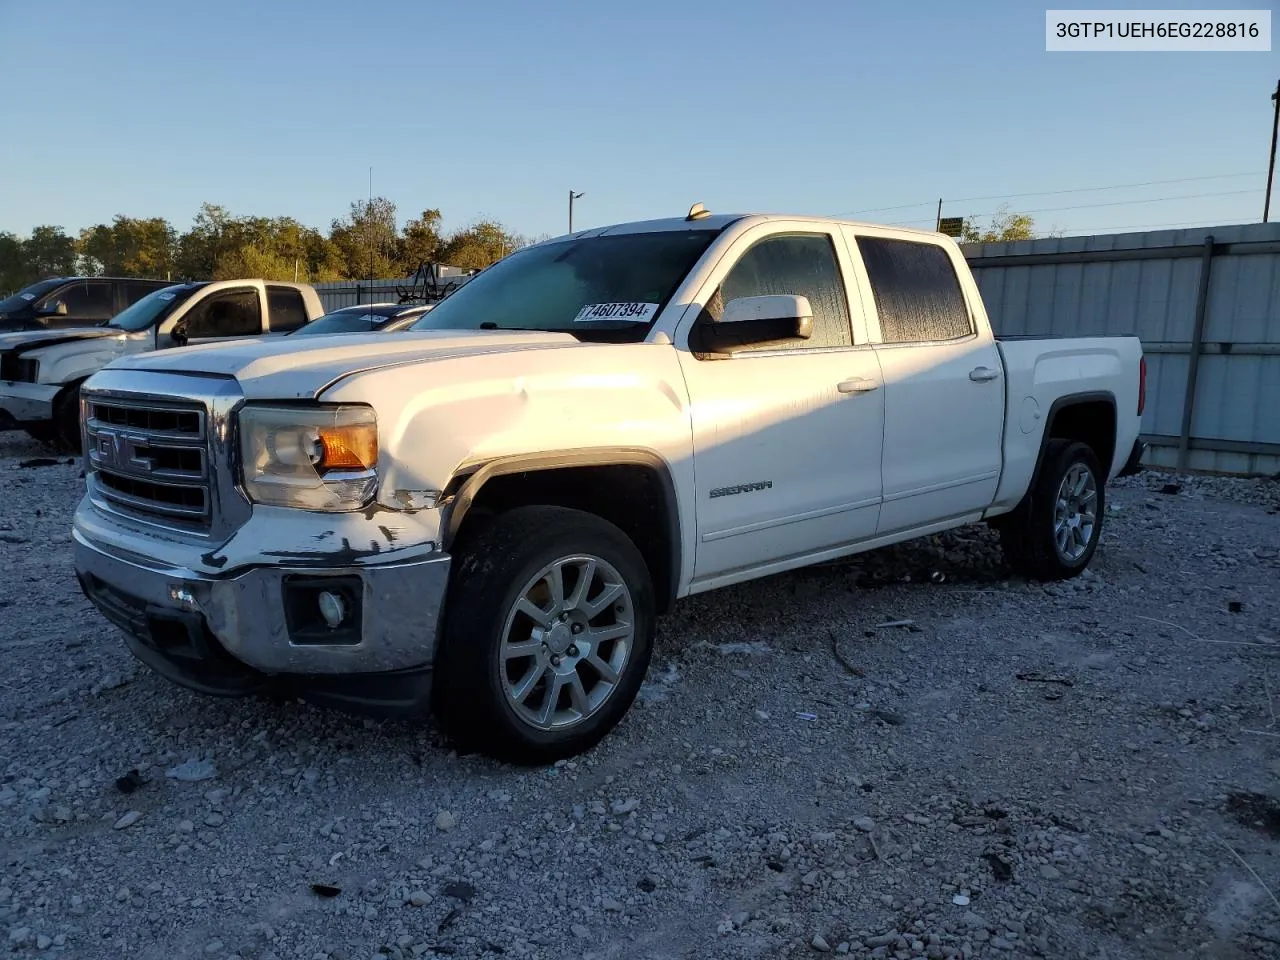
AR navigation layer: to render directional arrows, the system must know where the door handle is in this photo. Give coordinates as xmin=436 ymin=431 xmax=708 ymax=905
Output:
xmin=837 ymin=378 xmax=880 ymax=394
xmin=969 ymin=366 xmax=1001 ymax=382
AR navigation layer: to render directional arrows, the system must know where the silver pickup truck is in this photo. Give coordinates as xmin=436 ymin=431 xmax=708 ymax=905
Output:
xmin=0 ymin=279 xmax=322 ymax=447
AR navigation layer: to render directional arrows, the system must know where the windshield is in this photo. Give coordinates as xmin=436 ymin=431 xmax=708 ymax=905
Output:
xmin=0 ymin=278 xmax=67 ymax=314
xmin=292 ymin=306 xmax=416 ymax=336
xmin=107 ymin=284 xmax=196 ymax=332
xmin=405 ymin=230 xmax=719 ymax=341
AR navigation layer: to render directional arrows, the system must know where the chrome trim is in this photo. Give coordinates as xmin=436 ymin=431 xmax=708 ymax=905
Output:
xmin=74 ymin=527 xmax=452 ymax=675
xmin=81 ymin=369 xmax=252 ymax=542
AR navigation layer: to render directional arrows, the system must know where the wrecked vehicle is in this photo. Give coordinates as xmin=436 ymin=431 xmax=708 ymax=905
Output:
xmin=0 ymin=279 xmax=323 ymax=447
xmin=71 ymin=208 xmax=1146 ymax=763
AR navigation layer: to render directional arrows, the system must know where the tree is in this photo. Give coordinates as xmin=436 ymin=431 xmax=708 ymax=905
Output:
xmin=440 ymin=219 xmax=522 ymax=271
xmin=175 ymin=203 xmax=237 ymax=278
xmin=0 ymin=232 xmax=26 ymax=293
xmin=961 ymin=206 xmax=1037 ymax=243
xmin=78 ymin=215 xmax=176 ymax=278
xmin=399 ymin=209 xmax=444 ymax=273
xmin=330 ymin=197 xmax=401 ymax=280
xmin=172 ymin=204 xmax=346 ymax=282
xmin=22 ymin=226 xmax=78 ymax=278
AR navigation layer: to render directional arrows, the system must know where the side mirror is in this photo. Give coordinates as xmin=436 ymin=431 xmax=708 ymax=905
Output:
xmin=170 ymin=321 xmax=189 ymax=347
xmin=703 ymin=295 xmax=813 ymax=353
xmin=38 ymin=301 xmax=68 ymax=317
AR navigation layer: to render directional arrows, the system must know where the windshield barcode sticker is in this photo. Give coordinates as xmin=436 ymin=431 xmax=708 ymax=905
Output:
xmin=573 ymin=302 xmax=659 ymax=323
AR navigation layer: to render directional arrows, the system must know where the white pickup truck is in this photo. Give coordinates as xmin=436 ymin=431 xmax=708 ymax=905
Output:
xmin=71 ymin=209 xmax=1146 ymax=764
xmin=0 ymin=279 xmax=323 ymax=447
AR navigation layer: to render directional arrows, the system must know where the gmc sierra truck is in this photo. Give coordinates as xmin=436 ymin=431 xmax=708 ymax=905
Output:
xmin=71 ymin=209 xmax=1146 ymax=764
xmin=0 ymin=279 xmax=323 ymax=447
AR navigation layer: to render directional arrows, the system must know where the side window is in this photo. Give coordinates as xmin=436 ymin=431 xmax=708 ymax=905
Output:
xmin=124 ymin=282 xmax=165 ymax=307
xmin=856 ymin=236 xmax=973 ymax=344
xmin=266 ymin=285 xmax=309 ymax=332
xmin=183 ymin=289 xmax=262 ymax=339
xmin=45 ymin=280 xmax=113 ymax=322
xmin=692 ymin=233 xmax=852 ymax=353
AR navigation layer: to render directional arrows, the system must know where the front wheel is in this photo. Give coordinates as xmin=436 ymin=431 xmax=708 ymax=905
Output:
xmin=432 ymin=505 xmax=655 ymax=764
xmin=999 ymin=439 xmax=1105 ymax=581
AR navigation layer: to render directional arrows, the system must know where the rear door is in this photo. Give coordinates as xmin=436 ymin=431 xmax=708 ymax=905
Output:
xmin=675 ymin=223 xmax=885 ymax=584
xmin=265 ymin=285 xmax=311 ymax=333
xmin=843 ymin=230 xmax=1004 ymax=535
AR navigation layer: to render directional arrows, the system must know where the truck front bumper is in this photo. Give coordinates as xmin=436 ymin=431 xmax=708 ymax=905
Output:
xmin=0 ymin=380 xmax=58 ymax=423
xmin=73 ymin=522 xmax=452 ymax=717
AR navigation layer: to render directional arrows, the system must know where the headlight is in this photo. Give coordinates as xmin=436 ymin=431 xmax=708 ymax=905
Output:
xmin=238 ymin=404 xmax=378 ymax=511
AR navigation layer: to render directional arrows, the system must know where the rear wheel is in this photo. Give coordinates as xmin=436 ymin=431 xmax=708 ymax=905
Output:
xmin=432 ymin=505 xmax=655 ymax=764
xmin=999 ymin=440 xmax=1105 ymax=580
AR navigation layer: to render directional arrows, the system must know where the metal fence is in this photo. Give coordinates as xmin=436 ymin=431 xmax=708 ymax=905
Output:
xmin=310 ymin=279 xmax=424 ymax=311
xmin=963 ymin=221 xmax=1280 ymax=477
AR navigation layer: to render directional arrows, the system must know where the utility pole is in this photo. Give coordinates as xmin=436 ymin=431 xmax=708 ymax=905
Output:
xmin=1265 ymin=79 xmax=1280 ymax=223
xmin=569 ymin=190 xmax=584 ymax=233
xmin=368 ymin=166 xmax=375 ymax=301
xmin=935 ymin=198 xmax=943 ymax=232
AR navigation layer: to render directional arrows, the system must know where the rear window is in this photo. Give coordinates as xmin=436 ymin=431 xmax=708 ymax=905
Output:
xmin=856 ymin=237 xmax=973 ymax=344
xmin=266 ymin=285 xmax=310 ymax=331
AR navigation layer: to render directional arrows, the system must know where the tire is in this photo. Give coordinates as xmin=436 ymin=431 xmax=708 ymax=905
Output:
xmin=999 ymin=440 xmax=1105 ymax=581
xmin=21 ymin=422 xmax=60 ymax=446
xmin=432 ymin=505 xmax=655 ymax=765
xmin=53 ymin=381 xmax=85 ymax=452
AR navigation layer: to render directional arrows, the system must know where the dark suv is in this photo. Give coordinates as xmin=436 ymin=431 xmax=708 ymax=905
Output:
xmin=0 ymin=277 xmax=176 ymax=332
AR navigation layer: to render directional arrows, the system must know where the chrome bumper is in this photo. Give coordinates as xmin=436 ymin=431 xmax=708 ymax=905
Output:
xmin=73 ymin=524 xmax=451 ymax=679
xmin=0 ymin=380 xmax=58 ymax=423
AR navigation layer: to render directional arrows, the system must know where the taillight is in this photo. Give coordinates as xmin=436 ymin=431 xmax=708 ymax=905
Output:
xmin=1137 ymin=355 xmax=1146 ymax=416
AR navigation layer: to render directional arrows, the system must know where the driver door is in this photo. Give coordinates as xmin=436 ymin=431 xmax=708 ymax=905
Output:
xmin=169 ymin=287 xmax=266 ymax=347
xmin=675 ymin=225 xmax=885 ymax=586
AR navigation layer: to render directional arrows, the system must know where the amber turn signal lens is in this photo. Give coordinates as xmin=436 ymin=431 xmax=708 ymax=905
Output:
xmin=317 ymin=425 xmax=377 ymax=470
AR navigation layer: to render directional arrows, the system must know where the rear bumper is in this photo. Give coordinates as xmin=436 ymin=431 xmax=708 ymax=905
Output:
xmin=0 ymin=380 xmax=58 ymax=423
xmin=1117 ymin=438 xmax=1146 ymax=478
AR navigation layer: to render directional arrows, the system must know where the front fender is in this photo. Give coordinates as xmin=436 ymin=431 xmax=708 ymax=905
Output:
xmin=316 ymin=342 xmax=698 ymax=590
xmin=37 ymin=336 xmax=145 ymax=386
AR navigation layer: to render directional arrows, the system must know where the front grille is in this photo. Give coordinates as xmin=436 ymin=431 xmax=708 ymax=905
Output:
xmin=85 ymin=397 xmax=211 ymax=529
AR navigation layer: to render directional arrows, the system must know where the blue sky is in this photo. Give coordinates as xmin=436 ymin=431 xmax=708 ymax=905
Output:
xmin=0 ymin=0 xmax=1275 ymax=240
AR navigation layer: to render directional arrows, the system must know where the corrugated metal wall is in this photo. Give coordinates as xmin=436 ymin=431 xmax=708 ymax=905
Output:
xmin=964 ymin=222 xmax=1280 ymax=477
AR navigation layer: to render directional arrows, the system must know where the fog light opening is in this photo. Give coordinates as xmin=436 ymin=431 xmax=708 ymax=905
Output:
xmin=317 ymin=591 xmax=347 ymax=629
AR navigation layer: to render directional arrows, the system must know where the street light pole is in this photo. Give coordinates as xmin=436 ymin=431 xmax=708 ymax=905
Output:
xmin=1265 ymin=79 xmax=1280 ymax=223
xmin=569 ymin=190 xmax=584 ymax=233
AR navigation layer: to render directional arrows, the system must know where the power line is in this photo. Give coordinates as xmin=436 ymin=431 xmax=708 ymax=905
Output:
xmin=835 ymin=171 xmax=1264 ymax=217
xmin=879 ymin=188 xmax=1259 ymax=227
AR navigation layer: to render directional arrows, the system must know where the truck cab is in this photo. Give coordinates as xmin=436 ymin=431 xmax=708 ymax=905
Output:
xmin=0 ymin=279 xmax=322 ymax=446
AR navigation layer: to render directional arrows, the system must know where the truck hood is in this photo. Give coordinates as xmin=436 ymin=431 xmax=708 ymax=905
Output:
xmin=106 ymin=329 xmax=593 ymax=399
xmin=0 ymin=327 xmax=120 ymax=354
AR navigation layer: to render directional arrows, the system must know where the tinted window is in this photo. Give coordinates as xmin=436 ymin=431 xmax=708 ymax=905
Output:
xmin=694 ymin=233 xmax=852 ymax=352
xmin=292 ymin=311 xmax=381 ymax=336
xmin=123 ymin=281 xmax=167 ymax=306
xmin=46 ymin=280 xmax=113 ymax=321
xmin=183 ymin=289 xmax=262 ymax=339
xmin=267 ymin=285 xmax=310 ymax=331
xmin=857 ymin=237 xmax=972 ymax=344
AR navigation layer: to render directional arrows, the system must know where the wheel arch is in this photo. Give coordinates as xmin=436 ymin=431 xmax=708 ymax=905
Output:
xmin=439 ymin=447 xmax=683 ymax=614
xmin=1033 ymin=391 xmax=1117 ymax=488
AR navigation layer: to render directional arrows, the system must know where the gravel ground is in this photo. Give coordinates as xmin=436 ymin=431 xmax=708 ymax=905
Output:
xmin=2 ymin=430 xmax=1279 ymax=960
